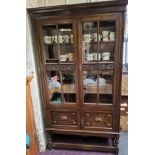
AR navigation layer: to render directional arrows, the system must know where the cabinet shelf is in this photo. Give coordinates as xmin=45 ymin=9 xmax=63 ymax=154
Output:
xmin=46 ymin=59 xmax=75 ymax=64
xmin=98 ymin=61 xmax=114 ymax=64
xmin=83 ymin=26 xmax=115 ymax=32
xmin=60 ymin=62 xmax=75 ymax=64
xmin=44 ymin=43 xmax=74 ymax=46
xmin=83 ymin=61 xmax=114 ymax=64
xmin=51 ymin=134 xmax=115 ymax=152
xmin=52 ymin=134 xmax=113 ymax=146
xmin=83 ymin=41 xmax=115 ymax=44
xmin=46 ymin=59 xmax=59 ymax=64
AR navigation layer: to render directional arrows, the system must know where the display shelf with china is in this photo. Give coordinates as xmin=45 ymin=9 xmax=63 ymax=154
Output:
xmin=43 ymin=24 xmax=75 ymax=64
xmin=28 ymin=0 xmax=127 ymax=154
xmin=82 ymin=20 xmax=115 ymax=64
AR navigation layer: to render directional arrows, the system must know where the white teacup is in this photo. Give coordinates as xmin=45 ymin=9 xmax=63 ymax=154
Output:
xmin=102 ymin=31 xmax=109 ymax=41
xmin=51 ymin=35 xmax=57 ymax=43
xmin=59 ymin=35 xmax=65 ymax=43
xmin=102 ymin=52 xmax=110 ymax=61
xmin=60 ymin=54 xmax=68 ymax=62
xmin=68 ymin=53 xmax=74 ymax=61
xmin=93 ymin=53 xmax=97 ymax=60
xmin=44 ymin=36 xmax=52 ymax=44
xmin=70 ymin=34 xmax=73 ymax=44
xmin=92 ymin=33 xmax=102 ymax=42
xmin=86 ymin=54 xmax=93 ymax=61
xmin=63 ymin=35 xmax=70 ymax=43
xmin=109 ymin=32 xmax=115 ymax=41
xmin=83 ymin=34 xmax=93 ymax=42
xmin=93 ymin=53 xmax=101 ymax=60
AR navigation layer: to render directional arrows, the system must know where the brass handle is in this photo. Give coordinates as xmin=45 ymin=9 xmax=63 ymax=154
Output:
xmin=61 ymin=115 xmax=68 ymax=121
xmin=95 ymin=117 xmax=102 ymax=123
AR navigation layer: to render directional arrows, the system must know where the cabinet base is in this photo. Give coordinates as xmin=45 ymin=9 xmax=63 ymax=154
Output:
xmin=46 ymin=133 xmax=119 ymax=154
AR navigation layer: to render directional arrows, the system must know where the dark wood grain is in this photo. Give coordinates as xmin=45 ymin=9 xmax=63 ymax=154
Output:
xmin=28 ymin=1 xmax=127 ymax=154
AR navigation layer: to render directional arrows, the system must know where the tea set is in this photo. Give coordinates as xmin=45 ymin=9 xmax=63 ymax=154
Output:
xmin=86 ymin=52 xmax=111 ymax=61
xmin=44 ymin=34 xmax=73 ymax=44
xmin=83 ymin=31 xmax=115 ymax=42
xmin=60 ymin=53 xmax=75 ymax=62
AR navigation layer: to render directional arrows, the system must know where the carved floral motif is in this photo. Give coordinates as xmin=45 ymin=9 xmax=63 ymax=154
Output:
xmin=85 ymin=113 xmax=113 ymax=128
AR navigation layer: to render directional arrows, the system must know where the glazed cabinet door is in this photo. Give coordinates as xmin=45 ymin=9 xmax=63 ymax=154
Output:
xmin=37 ymin=18 xmax=80 ymax=129
xmin=78 ymin=13 xmax=122 ymax=108
xmin=38 ymin=19 xmax=78 ymax=106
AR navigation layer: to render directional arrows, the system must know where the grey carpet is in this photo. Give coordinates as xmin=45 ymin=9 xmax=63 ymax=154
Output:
xmin=40 ymin=132 xmax=128 ymax=155
xmin=40 ymin=150 xmax=114 ymax=155
xmin=119 ymin=132 xmax=128 ymax=155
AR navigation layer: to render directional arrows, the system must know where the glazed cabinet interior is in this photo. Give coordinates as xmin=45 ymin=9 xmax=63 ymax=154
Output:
xmin=28 ymin=1 xmax=127 ymax=154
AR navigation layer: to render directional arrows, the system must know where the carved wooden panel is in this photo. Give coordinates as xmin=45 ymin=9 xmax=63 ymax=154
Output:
xmin=83 ymin=112 xmax=113 ymax=129
xmin=49 ymin=111 xmax=77 ymax=126
xmin=106 ymin=64 xmax=114 ymax=70
xmin=61 ymin=65 xmax=75 ymax=70
xmin=83 ymin=64 xmax=114 ymax=70
xmin=83 ymin=64 xmax=97 ymax=70
xmin=98 ymin=64 xmax=114 ymax=70
xmin=46 ymin=64 xmax=75 ymax=71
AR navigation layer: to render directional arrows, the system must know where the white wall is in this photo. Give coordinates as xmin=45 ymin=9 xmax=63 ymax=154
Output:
xmin=27 ymin=0 xmax=115 ymax=8
xmin=26 ymin=13 xmax=46 ymax=151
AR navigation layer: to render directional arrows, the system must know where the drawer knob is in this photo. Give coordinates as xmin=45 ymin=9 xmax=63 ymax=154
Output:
xmin=61 ymin=115 xmax=68 ymax=121
xmin=95 ymin=117 xmax=102 ymax=123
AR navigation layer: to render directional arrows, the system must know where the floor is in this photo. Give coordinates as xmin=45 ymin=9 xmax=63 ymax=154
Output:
xmin=118 ymin=132 xmax=128 ymax=155
xmin=39 ymin=132 xmax=128 ymax=155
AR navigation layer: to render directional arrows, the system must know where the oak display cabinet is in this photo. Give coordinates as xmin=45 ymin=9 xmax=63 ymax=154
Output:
xmin=28 ymin=1 xmax=127 ymax=154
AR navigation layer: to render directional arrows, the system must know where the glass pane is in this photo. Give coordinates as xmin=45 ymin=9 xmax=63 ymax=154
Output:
xmin=82 ymin=21 xmax=100 ymax=63
xmin=99 ymin=21 xmax=115 ymax=62
xmin=47 ymin=71 xmax=62 ymax=104
xmin=62 ymin=71 xmax=76 ymax=103
xmin=83 ymin=70 xmax=97 ymax=104
xmin=43 ymin=25 xmax=59 ymax=63
xmin=58 ymin=24 xmax=75 ymax=63
xmin=98 ymin=70 xmax=113 ymax=104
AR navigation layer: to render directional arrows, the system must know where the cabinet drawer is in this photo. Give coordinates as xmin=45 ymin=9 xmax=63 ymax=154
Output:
xmin=82 ymin=111 xmax=114 ymax=131
xmin=49 ymin=111 xmax=77 ymax=127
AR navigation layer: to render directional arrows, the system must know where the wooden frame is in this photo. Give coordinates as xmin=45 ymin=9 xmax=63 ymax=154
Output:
xmin=28 ymin=0 xmax=127 ymax=154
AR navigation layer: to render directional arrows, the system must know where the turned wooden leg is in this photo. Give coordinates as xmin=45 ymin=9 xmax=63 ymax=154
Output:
xmin=46 ymin=131 xmax=53 ymax=150
xmin=114 ymin=136 xmax=119 ymax=155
